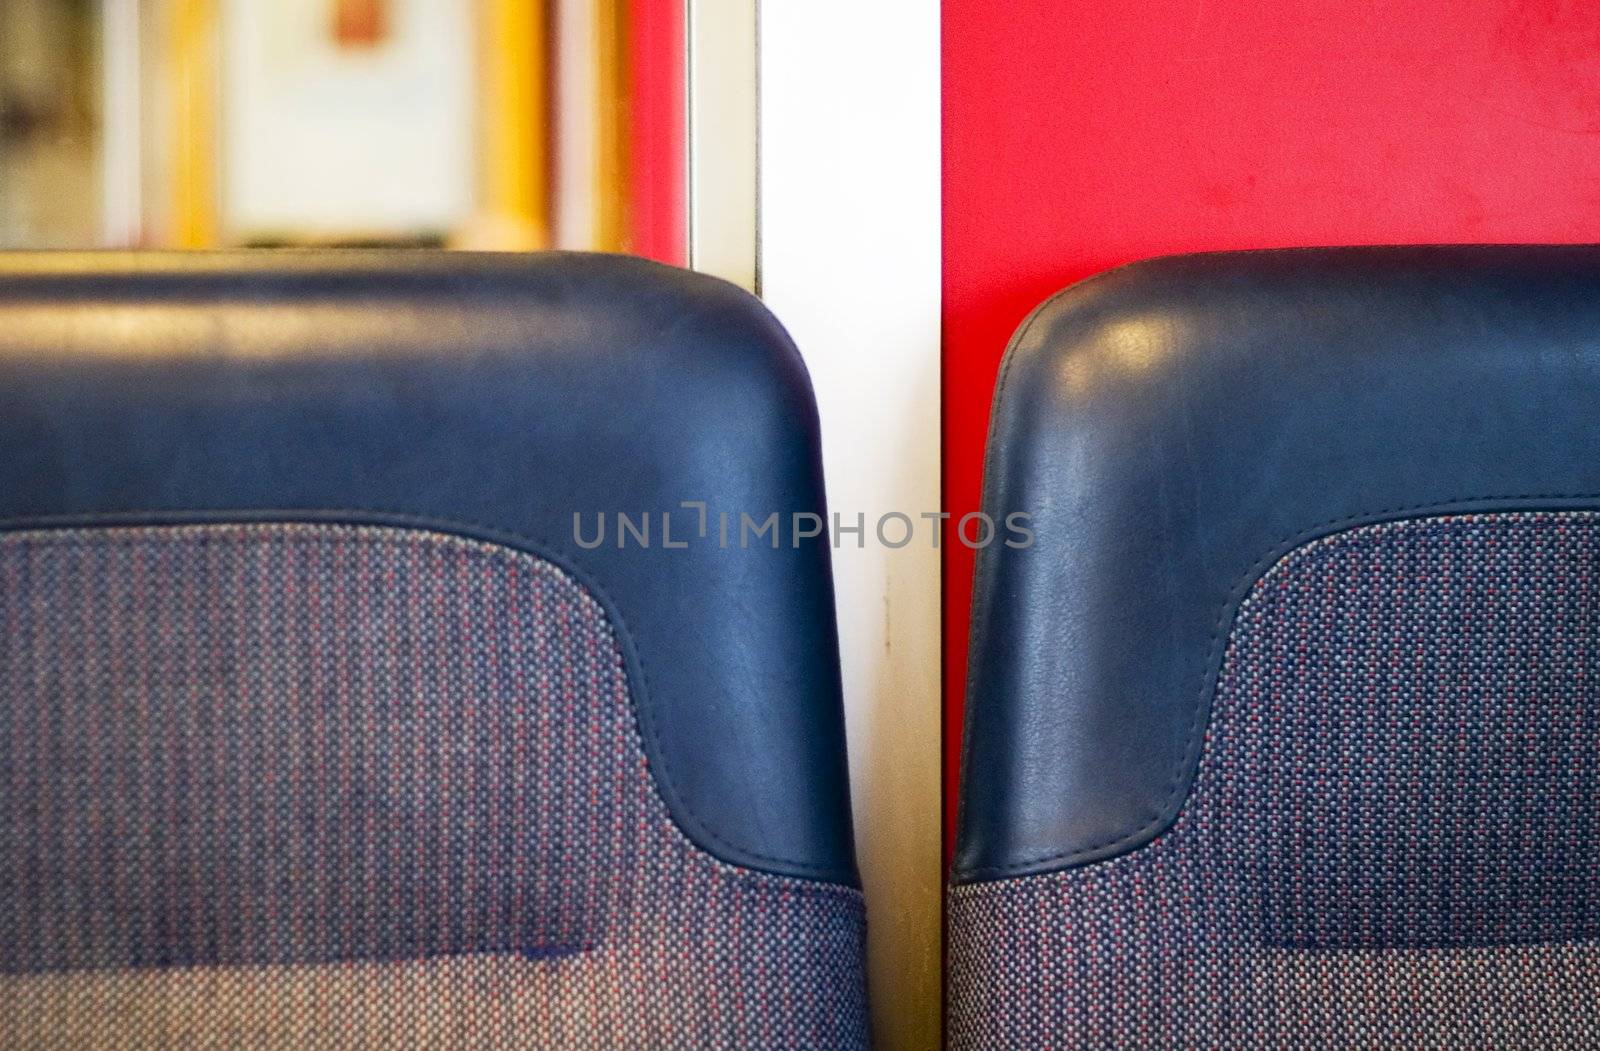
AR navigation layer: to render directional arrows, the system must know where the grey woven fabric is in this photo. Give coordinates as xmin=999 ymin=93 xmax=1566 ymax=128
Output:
xmin=0 ymin=524 xmax=867 ymax=1049
xmin=951 ymin=512 xmax=1600 ymax=1049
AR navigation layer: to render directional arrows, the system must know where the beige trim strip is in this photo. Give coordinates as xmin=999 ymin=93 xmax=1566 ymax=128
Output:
xmin=686 ymin=0 xmax=757 ymax=291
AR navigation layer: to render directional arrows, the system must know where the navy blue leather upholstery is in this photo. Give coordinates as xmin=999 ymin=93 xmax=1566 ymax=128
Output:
xmin=955 ymin=245 xmax=1600 ymax=883
xmin=0 ymin=250 xmax=856 ymax=886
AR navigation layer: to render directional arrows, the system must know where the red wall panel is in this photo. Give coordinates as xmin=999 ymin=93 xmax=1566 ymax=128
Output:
xmin=943 ymin=0 xmax=1600 ymax=850
xmin=626 ymin=0 xmax=686 ymax=265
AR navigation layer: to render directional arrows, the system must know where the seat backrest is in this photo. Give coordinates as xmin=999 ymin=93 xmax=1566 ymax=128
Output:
xmin=0 ymin=252 xmax=866 ymax=1049
xmin=952 ymin=246 xmax=1600 ymax=1048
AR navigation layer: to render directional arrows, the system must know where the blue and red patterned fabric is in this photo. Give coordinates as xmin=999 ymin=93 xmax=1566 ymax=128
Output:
xmin=951 ymin=512 xmax=1600 ymax=1048
xmin=0 ymin=524 xmax=867 ymax=1049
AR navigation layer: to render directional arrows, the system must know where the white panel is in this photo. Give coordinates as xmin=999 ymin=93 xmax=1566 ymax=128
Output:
xmin=100 ymin=0 xmax=142 ymax=247
xmin=759 ymin=4 xmax=942 ymax=1048
xmin=553 ymin=0 xmax=596 ymax=249
xmin=687 ymin=0 xmax=756 ymax=290
xmin=220 ymin=0 xmax=474 ymax=239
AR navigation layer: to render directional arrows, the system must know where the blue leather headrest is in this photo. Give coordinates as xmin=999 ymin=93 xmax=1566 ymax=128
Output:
xmin=957 ymin=245 xmax=1600 ymax=884
xmin=0 ymin=250 xmax=856 ymax=886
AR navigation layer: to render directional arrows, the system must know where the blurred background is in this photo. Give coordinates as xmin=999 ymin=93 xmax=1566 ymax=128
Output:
xmin=0 ymin=0 xmax=685 ymax=261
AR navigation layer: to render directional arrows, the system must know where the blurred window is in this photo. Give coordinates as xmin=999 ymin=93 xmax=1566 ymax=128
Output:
xmin=0 ymin=0 xmax=685 ymax=262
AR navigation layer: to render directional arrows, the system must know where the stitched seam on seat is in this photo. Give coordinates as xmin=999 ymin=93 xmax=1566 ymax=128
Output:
xmin=959 ymin=491 xmax=1600 ymax=882
xmin=0 ymin=508 xmax=854 ymax=886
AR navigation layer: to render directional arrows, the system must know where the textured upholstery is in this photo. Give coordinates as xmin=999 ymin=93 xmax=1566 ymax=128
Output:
xmin=0 ymin=524 xmax=867 ymax=1048
xmin=951 ymin=512 xmax=1600 ymax=1048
